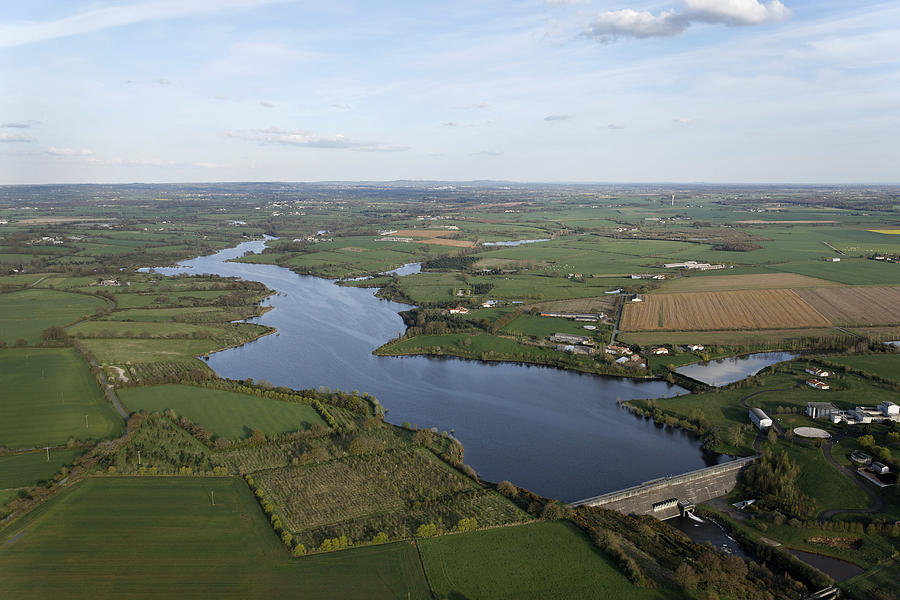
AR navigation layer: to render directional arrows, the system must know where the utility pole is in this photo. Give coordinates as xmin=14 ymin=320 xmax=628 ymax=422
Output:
xmin=137 ymin=450 xmax=141 ymax=465
xmin=85 ymin=414 xmax=89 ymax=429
xmin=46 ymin=446 xmax=50 ymax=462
xmin=210 ymin=491 xmax=215 ymax=506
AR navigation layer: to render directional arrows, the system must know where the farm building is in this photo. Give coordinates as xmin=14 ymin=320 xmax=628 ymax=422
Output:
xmin=687 ymin=344 xmax=705 ymax=352
xmin=557 ymin=344 xmax=593 ymax=355
xmin=448 ymin=307 xmax=469 ymax=315
xmin=872 ymin=462 xmax=890 ymax=475
xmin=605 ymin=345 xmax=633 ymax=356
xmin=549 ymin=333 xmax=593 ymax=345
xmin=749 ymin=408 xmax=773 ymax=430
xmin=805 ymin=367 xmax=830 ymax=378
xmin=806 ymin=402 xmax=838 ymax=420
xmin=663 ymin=261 xmax=726 ymax=270
xmin=481 ymin=300 xmax=498 ymax=308
xmin=825 ymin=257 xmax=841 ymax=262
xmin=652 ymin=347 xmax=670 ymax=355
xmin=630 ymin=295 xmax=643 ymax=302
xmin=539 ymin=312 xmax=601 ymax=322
xmin=806 ymin=379 xmax=830 ymax=390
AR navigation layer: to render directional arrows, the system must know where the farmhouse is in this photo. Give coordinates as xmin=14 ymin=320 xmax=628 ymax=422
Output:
xmin=448 ymin=307 xmax=469 ymax=315
xmin=557 ymin=344 xmax=593 ymax=355
xmin=805 ymin=367 xmax=830 ymax=378
xmin=687 ymin=344 xmax=705 ymax=352
xmin=481 ymin=300 xmax=498 ymax=308
xmin=805 ymin=379 xmax=830 ymax=390
xmin=749 ymin=408 xmax=773 ymax=430
xmin=825 ymin=257 xmax=841 ymax=262
xmin=605 ymin=344 xmax=633 ymax=356
xmin=652 ymin=347 xmax=670 ymax=355
xmin=806 ymin=402 xmax=839 ymax=420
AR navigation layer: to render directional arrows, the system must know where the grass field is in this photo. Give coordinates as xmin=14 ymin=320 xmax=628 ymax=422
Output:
xmin=501 ymin=313 xmax=607 ymax=339
xmin=0 ymin=449 xmax=84 ymax=489
xmin=826 ymin=353 xmax=900 ymax=382
xmin=117 ymin=384 xmax=326 ymax=438
xmin=620 ymin=289 xmax=832 ymax=331
xmin=618 ymin=327 xmax=845 ymax=347
xmin=418 ymin=520 xmax=669 ymax=600
xmin=79 ymin=338 xmax=223 ymax=363
xmin=656 ymin=273 xmax=837 ymax=293
xmin=0 ymin=349 xmax=123 ymax=448
xmin=0 ymin=289 xmax=106 ymax=344
xmin=0 ymin=477 xmax=432 ymax=599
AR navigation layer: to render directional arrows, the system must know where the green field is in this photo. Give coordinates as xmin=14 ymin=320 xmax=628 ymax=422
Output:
xmin=500 ymin=313 xmax=608 ymax=339
xmin=826 ymin=353 xmax=900 ymax=382
xmin=418 ymin=520 xmax=668 ymax=600
xmin=0 ymin=289 xmax=106 ymax=344
xmin=0 ymin=449 xmax=84 ymax=489
xmin=79 ymin=337 xmax=224 ymax=364
xmin=118 ymin=384 xmax=326 ymax=438
xmin=0 ymin=349 xmax=123 ymax=448
xmin=0 ymin=477 xmax=432 ymax=599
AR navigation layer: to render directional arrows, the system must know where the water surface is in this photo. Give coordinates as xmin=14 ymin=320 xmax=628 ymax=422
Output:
xmin=149 ymin=240 xmax=720 ymax=502
xmin=676 ymin=352 xmax=798 ymax=387
xmin=786 ymin=549 xmax=863 ymax=581
xmin=482 ymin=238 xmax=551 ymax=247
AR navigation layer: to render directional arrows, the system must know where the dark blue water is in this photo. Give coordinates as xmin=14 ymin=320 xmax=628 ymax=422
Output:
xmin=149 ymin=240 xmax=719 ymax=502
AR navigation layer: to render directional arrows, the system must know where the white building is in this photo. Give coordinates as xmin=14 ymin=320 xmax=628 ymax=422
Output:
xmin=749 ymin=407 xmax=773 ymax=430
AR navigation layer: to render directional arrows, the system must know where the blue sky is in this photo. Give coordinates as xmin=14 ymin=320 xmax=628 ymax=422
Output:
xmin=1 ymin=0 xmax=898 ymax=183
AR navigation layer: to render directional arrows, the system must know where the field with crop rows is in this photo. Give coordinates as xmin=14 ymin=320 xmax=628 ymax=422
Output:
xmin=796 ymin=286 xmax=900 ymax=326
xmin=620 ymin=289 xmax=832 ymax=331
xmin=253 ymin=447 xmax=528 ymax=546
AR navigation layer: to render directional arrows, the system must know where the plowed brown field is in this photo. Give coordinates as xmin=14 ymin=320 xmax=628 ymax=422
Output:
xmin=797 ymin=286 xmax=900 ymax=326
xmin=620 ymin=289 xmax=832 ymax=331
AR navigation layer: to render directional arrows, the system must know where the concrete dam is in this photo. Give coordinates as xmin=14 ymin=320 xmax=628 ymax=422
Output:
xmin=573 ymin=456 xmax=758 ymax=520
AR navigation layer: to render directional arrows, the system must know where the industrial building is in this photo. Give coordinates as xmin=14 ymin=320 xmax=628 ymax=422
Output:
xmin=749 ymin=408 xmax=773 ymax=430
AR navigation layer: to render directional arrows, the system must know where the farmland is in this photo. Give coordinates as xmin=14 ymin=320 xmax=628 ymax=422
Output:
xmin=252 ymin=446 xmax=529 ymax=548
xmin=620 ymin=289 xmax=832 ymax=331
xmin=117 ymin=384 xmax=326 ymax=439
xmin=0 ymin=449 xmax=84 ymax=489
xmin=0 ymin=477 xmax=432 ymax=599
xmin=797 ymin=286 xmax=900 ymax=326
xmin=825 ymin=353 xmax=900 ymax=382
xmin=0 ymin=289 xmax=106 ymax=344
xmin=0 ymin=349 xmax=123 ymax=448
xmin=418 ymin=521 xmax=667 ymax=600
xmin=656 ymin=273 xmax=836 ymax=293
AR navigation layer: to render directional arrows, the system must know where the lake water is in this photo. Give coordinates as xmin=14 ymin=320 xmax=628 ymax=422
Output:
xmin=148 ymin=240 xmax=721 ymax=502
xmin=670 ymin=513 xmax=746 ymax=557
xmin=787 ymin=549 xmax=864 ymax=581
xmin=482 ymin=238 xmax=551 ymax=247
xmin=676 ymin=352 xmax=799 ymax=387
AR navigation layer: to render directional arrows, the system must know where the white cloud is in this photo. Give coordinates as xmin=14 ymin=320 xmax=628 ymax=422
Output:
xmin=544 ymin=114 xmax=572 ymax=121
xmin=607 ymin=123 xmax=627 ymax=129
xmin=0 ymin=132 xmax=35 ymax=142
xmin=226 ymin=127 xmax=410 ymax=152
xmin=686 ymin=0 xmax=789 ymax=26
xmin=47 ymin=146 xmax=93 ymax=156
xmin=673 ymin=117 xmax=694 ymax=124
xmin=451 ymin=103 xmax=491 ymax=110
xmin=583 ymin=0 xmax=789 ymax=42
xmin=0 ymin=0 xmax=294 ymax=49
xmin=2 ymin=122 xmax=30 ymax=128
xmin=469 ymin=150 xmax=502 ymax=156
xmin=260 ymin=100 xmax=275 ymax=108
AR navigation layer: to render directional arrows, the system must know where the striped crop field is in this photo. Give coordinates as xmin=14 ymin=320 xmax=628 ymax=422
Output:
xmin=620 ymin=289 xmax=832 ymax=331
xmin=796 ymin=286 xmax=900 ymax=326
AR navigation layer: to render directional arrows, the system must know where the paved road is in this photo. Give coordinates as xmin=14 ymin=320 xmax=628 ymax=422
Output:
xmin=817 ymin=431 xmax=884 ymax=522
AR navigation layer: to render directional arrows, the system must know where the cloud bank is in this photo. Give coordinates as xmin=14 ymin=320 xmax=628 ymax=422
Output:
xmin=227 ymin=127 xmax=409 ymax=152
xmin=583 ymin=0 xmax=789 ymax=42
xmin=0 ymin=132 xmax=35 ymax=142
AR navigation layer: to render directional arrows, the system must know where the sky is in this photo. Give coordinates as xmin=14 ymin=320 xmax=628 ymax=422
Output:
xmin=0 ymin=0 xmax=898 ymax=184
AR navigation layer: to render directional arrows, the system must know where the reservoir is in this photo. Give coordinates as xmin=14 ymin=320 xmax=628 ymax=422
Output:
xmin=150 ymin=240 xmax=721 ymax=502
xmin=676 ymin=352 xmax=799 ymax=387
